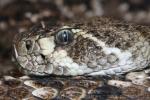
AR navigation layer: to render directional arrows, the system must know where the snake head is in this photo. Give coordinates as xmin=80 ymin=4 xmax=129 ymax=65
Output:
xmin=13 ymin=24 xmax=91 ymax=76
xmin=13 ymin=18 xmax=150 ymax=76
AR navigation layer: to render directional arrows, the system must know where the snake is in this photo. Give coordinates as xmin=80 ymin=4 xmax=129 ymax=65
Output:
xmin=13 ymin=17 xmax=150 ymax=76
xmin=0 ymin=17 xmax=150 ymax=100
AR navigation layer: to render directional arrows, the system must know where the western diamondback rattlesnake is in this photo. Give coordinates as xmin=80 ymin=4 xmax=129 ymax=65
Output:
xmin=13 ymin=17 xmax=150 ymax=76
xmin=0 ymin=17 xmax=150 ymax=100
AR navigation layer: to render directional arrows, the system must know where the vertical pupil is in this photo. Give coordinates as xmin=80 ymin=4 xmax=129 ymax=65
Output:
xmin=56 ymin=29 xmax=73 ymax=45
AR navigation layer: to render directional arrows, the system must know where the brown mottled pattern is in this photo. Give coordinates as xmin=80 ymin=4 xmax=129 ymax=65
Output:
xmin=67 ymin=17 xmax=150 ymax=50
xmin=69 ymin=37 xmax=104 ymax=66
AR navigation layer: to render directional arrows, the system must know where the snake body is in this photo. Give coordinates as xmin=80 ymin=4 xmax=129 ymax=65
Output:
xmin=13 ymin=17 xmax=150 ymax=76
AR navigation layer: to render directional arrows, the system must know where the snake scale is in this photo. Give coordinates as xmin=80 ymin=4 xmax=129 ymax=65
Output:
xmin=0 ymin=17 xmax=150 ymax=100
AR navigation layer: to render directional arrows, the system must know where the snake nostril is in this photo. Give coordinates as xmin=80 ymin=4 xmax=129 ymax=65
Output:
xmin=26 ymin=40 xmax=32 ymax=50
xmin=41 ymin=54 xmax=45 ymax=60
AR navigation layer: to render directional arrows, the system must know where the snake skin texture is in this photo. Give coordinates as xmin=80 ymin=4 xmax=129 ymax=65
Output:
xmin=13 ymin=17 xmax=150 ymax=76
xmin=0 ymin=74 xmax=149 ymax=100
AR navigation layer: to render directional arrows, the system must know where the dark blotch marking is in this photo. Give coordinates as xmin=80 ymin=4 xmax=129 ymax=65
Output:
xmin=85 ymin=85 xmax=122 ymax=100
xmin=7 ymin=87 xmax=29 ymax=99
xmin=3 ymin=79 xmax=21 ymax=88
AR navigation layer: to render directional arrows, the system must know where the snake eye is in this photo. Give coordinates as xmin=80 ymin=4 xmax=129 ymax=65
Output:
xmin=55 ymin=29 xmax=74 ymax=45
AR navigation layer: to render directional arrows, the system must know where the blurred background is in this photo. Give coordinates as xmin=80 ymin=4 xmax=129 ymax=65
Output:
xmin=0 ymin=0 xmax=150 ymax=76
